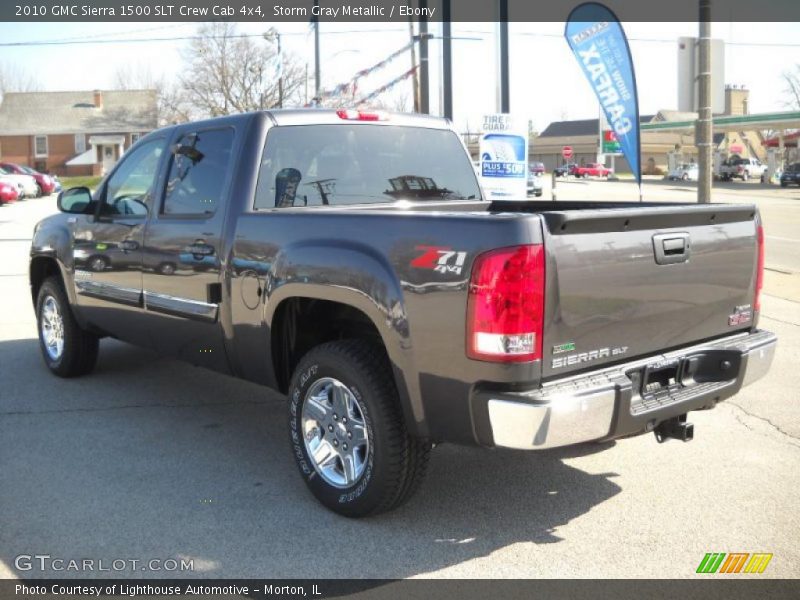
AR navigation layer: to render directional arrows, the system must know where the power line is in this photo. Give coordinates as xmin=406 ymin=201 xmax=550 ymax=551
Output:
xmin=0 ymin=28 xmax=408 ymax=48
xmin=3 ymin=27 xmax=799 ymax=49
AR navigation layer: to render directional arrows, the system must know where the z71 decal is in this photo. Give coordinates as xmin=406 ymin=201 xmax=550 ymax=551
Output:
xmin=410 ymin=245 xmax=468 ymax=275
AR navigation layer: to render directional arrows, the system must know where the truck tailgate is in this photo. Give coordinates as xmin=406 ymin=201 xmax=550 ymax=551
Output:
xmin=501 ymin=202 xmax=759 ymax=379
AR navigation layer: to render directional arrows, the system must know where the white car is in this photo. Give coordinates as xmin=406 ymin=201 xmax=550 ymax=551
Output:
xmin=0 ymin=175 xmax=25 ymax=198
xmin=668 ymin=163 xmax=699 ymax=181
xmin=527 ymin=172 xmax=543 ymax=197
xmin=0 ymin=166 xmax=37 ymax=198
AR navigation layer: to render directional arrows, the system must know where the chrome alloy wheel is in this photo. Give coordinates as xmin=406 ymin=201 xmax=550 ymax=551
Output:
xmin=41 ymin=295 xmax=65 ymax=360
xmin=301 ymin=377 xmax=370 ymax=488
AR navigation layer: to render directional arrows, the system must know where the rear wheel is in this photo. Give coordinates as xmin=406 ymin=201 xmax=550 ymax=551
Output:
xmin=36 ymin=277 xmax=99 ymax=377
xmin=288 ymin=340 xmax=431 ymax=517
xmin=36 ymin=184 xmax=43 ymax=198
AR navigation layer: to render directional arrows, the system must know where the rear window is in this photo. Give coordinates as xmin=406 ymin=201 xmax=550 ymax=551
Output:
xmin=254 ymin=124 xmax=481 ymax=209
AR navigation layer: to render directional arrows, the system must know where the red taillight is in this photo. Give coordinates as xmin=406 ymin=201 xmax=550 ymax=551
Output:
xmin=467 ymin=244 xmax=545 ymax=362
xmin=336 ymin=109 xmax=385 ymax=121
xmin=755 ymin=225 xmax=764 ymax=311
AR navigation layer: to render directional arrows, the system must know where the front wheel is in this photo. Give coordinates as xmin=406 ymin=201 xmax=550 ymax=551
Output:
xmin=288 ymin=340 xmax=431 ymax=517
xmin=36 ymin=277 xmax=99 ymax=377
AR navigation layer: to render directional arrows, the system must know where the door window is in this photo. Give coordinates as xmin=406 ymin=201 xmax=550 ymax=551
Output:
xmin=162 ymin=128 xmax=234 ymax=216
xmin=101 ymin=139 xmax=165 ymax=217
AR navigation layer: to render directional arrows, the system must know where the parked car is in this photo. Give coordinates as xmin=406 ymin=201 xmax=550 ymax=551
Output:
xmin=554 ymin=163 xmax=577 ymax=177
xmin=529 ymin=161 xmax=545 ymax=176
xmin=31 ymin=109 xmax=775 ymax=517
xmin=720 ymin=157 xmax=768 ymax=182
xmin=779 ymin=163 xmax=800 ymax=187
xmin=52 ymin=175 xmax=63 ymax=194
xmin=668 ymin=163 xmax=699 ymax=181
xmin=0 ymin=166 xmax=38 ymax=198
xmin=0 ymin=180 xmax=20 ymax=205
xmin=527 ymin=171 xmax=543 ymax=197
xmin=572 ymin=162 xmax=613 ymax=178
xmin=0 ymin=162 xmax=56 ymax=196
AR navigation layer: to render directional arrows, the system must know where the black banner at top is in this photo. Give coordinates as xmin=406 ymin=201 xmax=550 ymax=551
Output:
xmin=2 ymin=0 xmax=800 ymax=22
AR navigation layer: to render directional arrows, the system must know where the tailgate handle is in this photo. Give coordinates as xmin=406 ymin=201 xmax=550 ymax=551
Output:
xmin=653 ymin=232 xmax=690 ymax=265
xmin=662 ymin=238 xmax=686 ymax=254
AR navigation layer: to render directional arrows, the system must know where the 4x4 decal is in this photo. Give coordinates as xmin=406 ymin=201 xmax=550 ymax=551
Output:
xmin=410 ymin=245 xmax=468 ymax=275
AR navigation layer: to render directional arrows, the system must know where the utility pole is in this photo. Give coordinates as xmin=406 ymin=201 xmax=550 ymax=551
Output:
xmin=697 ymin=0 xmax=713 ymax=203
xmin=265 ymin=28 xmax=283 ymax=108
xmin=313 ymin=0 xmax=321 ymax=105
xmin=442 ymin=0 xmax=453 ymax=120
xmin=498 ymin=0 xmax=510 ymax=113
xmin=419 ymin=0 xmax=430 ymax=114
xmin=408 ymin=19 xmax=420 ymax=112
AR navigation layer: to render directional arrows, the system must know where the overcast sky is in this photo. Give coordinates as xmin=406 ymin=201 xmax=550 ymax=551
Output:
xmin=0 ymin=21 xmax=797 ymax=133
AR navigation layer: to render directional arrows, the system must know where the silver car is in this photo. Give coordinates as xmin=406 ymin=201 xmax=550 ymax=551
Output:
xmin=668 ymin=163 xmax=699 ymax=182
xmin=527 ymin=172 xmax=543 ymax=197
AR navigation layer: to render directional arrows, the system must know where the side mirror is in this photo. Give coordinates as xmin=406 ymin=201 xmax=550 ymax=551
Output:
xmin=57 ymin=187 xmax=92 ymax=214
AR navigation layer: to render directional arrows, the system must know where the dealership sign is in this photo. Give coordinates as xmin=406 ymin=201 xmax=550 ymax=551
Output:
xmin=479 ymin=114 xmax=528 ymax=200
xmin=566 ymin=2 xmax=641 ymax=188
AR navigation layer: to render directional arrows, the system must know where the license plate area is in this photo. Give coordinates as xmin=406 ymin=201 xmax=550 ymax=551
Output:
xmin=642 ymin=360 xmax=681 ymax=397
xmin=628 ymin=350 xmax=742 ymax=415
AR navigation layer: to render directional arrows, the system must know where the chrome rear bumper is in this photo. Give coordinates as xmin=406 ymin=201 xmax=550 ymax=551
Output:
xmin=485 ymin=330 xmax=777 ymax=450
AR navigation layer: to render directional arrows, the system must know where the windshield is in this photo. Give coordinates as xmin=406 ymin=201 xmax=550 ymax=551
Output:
xmin=254 ymin=124 xmax=481 ymax=208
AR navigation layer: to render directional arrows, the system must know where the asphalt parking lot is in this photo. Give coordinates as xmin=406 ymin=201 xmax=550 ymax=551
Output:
xmin=1 ymin=182 xmax=798 ymax=579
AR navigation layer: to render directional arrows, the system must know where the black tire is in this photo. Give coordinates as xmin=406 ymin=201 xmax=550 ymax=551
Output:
xmin=781 ymin=182 xmax=788 ymax=188
xmin=36 ymin=276 xmax=99 ymax=377
xmin=288 ymin=340 xmax=431 ymax=517
xmin=36 ymin=184 xmax=43 ymax=198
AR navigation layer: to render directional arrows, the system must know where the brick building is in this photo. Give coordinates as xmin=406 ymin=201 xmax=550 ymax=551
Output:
xmin=0 ymin=89 xmax=157 ymax=176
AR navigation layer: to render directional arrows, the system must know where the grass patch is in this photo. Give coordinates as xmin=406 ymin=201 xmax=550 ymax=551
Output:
xmin=59 ymin=176 xmax=102 ymax=191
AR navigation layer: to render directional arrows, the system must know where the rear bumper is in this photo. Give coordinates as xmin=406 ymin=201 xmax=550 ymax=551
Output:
xmin=479 ymin=329 xmax=776 ymax=450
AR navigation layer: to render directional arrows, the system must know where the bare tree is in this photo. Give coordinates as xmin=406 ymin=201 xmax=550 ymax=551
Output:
xmin=782 ymin=65 xmax=800 ymax=110
xmin=179 ymin=22 xmax=304 ymax=117
xmin=111 ymin=63 xmax=191 ymax=126
xmin=0 ymin=61 xmax=42 ymax=100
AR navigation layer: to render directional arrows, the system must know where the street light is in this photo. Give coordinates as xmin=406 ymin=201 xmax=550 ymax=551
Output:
xmin=264 ymin=28 xmax=283 ymax=109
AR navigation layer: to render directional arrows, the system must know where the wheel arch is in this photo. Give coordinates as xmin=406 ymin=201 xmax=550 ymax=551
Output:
xmin=265 ymin=284 xmax=425 ymax=438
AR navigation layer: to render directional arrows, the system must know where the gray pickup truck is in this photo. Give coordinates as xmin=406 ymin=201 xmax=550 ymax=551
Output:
xmin=30 ymin=110 xmax=776 ymax=517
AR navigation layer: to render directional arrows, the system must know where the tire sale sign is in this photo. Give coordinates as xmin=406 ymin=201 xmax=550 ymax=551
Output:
xmin=479 ymin=114 xmax=529 ymax=200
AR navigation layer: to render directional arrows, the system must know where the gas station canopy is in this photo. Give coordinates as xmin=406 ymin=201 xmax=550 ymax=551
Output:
xmin=641 ymin=111 xmax=800 ymax=134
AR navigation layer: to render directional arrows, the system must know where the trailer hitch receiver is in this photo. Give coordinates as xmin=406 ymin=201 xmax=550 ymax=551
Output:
xmin=654 ymin=414 xmax=694 ymax=443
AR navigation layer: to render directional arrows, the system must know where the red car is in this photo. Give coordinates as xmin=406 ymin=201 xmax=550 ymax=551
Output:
xmin=0 ymin=180 xmax=20 ymax=205
xmin=571 ymin=162 xmax=613 ymax=178
xmin=0 ymin=162 xmax=55 ymax=196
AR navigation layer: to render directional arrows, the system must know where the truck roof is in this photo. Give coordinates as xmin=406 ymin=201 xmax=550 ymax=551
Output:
xmin=265 ymin=108 xmax=453 ymax=129
xmin=146 ymin=109 xmax=454 ymax=142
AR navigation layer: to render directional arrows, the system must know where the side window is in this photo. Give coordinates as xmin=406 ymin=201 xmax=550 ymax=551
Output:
xmin=162 ymin=128 xmax=234 ymax=216
xmin=102 ymin=138 xmax=165 ymax=217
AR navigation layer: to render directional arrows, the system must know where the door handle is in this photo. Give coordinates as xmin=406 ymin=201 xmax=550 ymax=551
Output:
xmin=185 ymin=243 xmax=215 ymax=257
xmin=662 ymin=237 xmax=686 ymax=255
xmin=653 ymin=232 xmax=690 ymax=265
